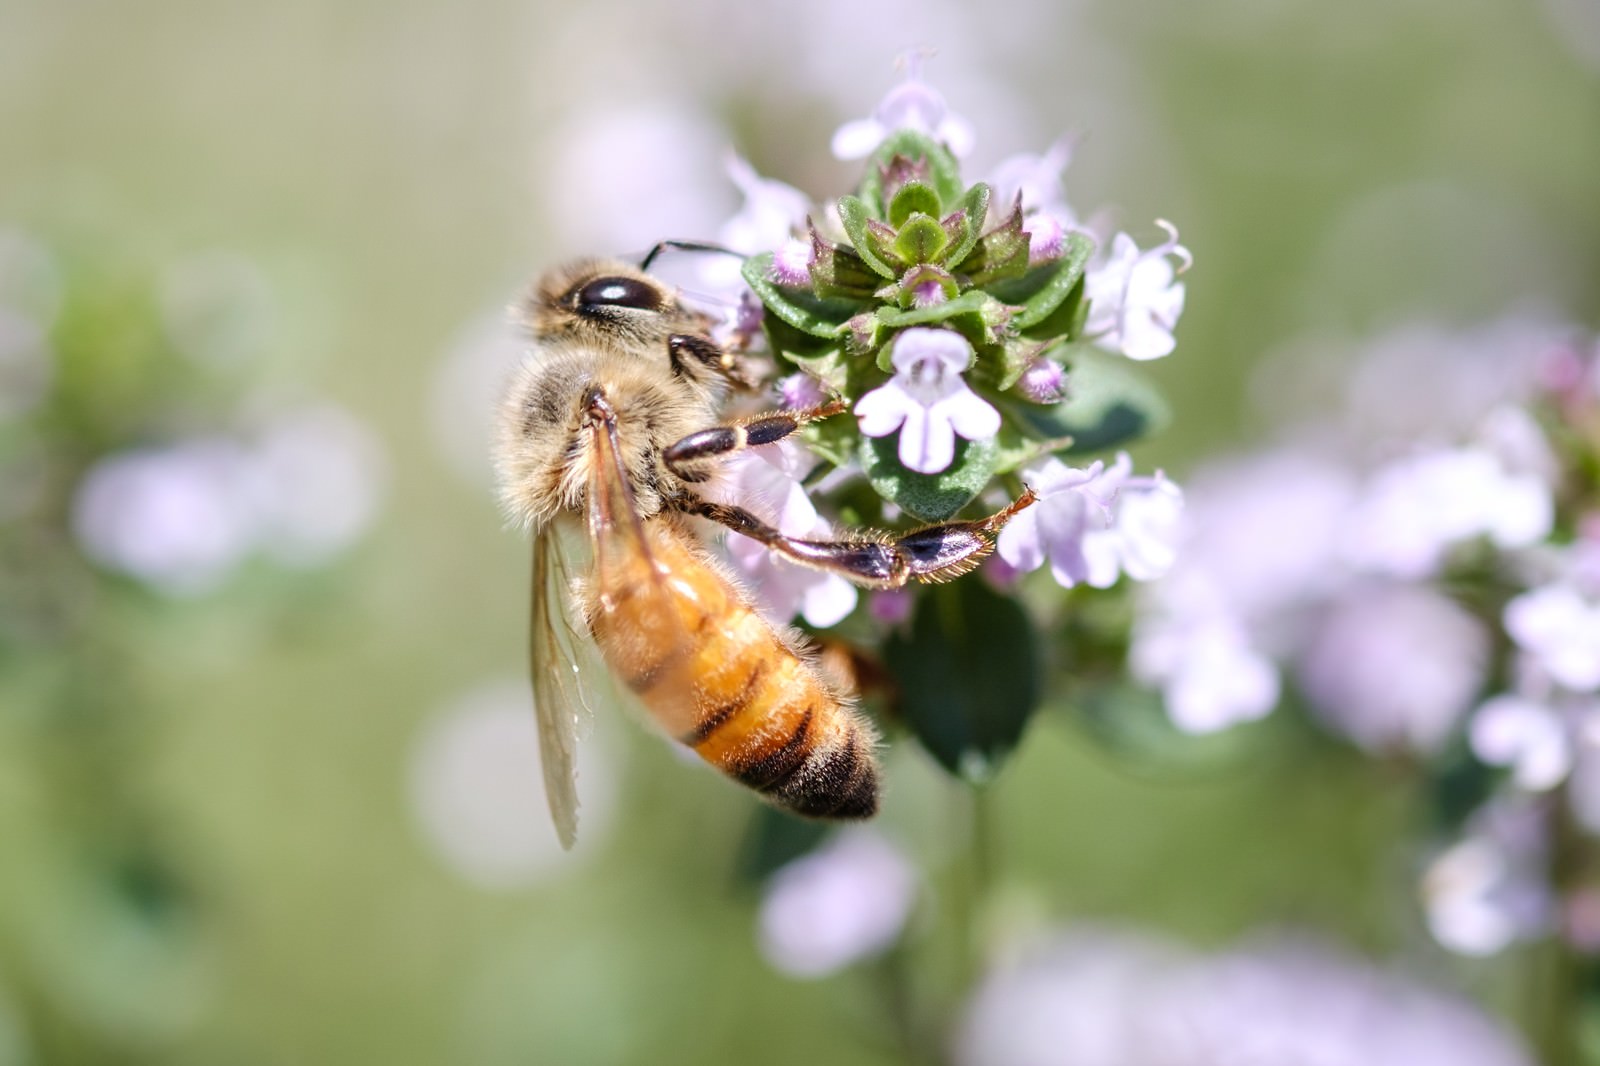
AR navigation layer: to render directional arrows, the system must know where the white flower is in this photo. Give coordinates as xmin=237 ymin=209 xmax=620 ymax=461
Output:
xmin=1343 ymin=446 xmax=1554 ymax=579
xmin=855 ymin=328 xmax=999 ymax=475
xmin=1084 ymin=221 xmax=1191 ymax=361
xmin=830 ymin=52 xmax=975 ymax=160
xmin=1131 ymin=610 xmax=1281 ymax=733
xmin=699 ymin=154 xmax=813 ymax=300
xmin=1470 ymin=693 xmax=1577 ymax=791
xmin=1297 ymin=583 xmax=1490 ymax=756
xmin=757 ymin=830 xmax=917 ymax=978
xmin=71 ymin=439 xmax=256 ymax=596
xmin=708 ymin=441 xmax=857 ymax=628
xmin=1505 ymin=582 xmax=1600 ymax=692
xmin=1422 ymin=798 xmax=1554 ymax=956
xmin=997 ymin=453 xmax=1182 ymax=590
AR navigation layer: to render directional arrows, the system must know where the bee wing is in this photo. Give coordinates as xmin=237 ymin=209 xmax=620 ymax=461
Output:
xmin=585 ymin=406 xmax=706 ymax=739
xmin=530 ymin=525 xmax=593 ymax=850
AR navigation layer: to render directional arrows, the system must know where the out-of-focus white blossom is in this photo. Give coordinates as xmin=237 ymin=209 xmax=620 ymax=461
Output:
xmin=1422 ymin=798 xmax=1555 ymax=956
xmin=409 ymin=681 xmax=615 ymax=889
xmin=986 ymin=138 xmax=1080 ymax=264
xmin=957 ymin=927 xmax=1533 ymax=1066
xmin=757 ymin=829 xmax=916 ymax=978
xmin=1505 ymin=581 xmax=1600 ymax=693
xmin=696 ymin=154 xmax=814 ymax=305
xmin=1298 ymin=583 xmax=1490 ymax=756
xmin=1131 ymin=611 xmax=1280 ymax=733
xmin=708 ymin=442 xmax=857 ymax=628
xmin=1470 ymin=693 xmax=1579 ymax=791
xmin=1342 ymin=446 xmax=1553 ymax=579
xmin=1083 ymin=221 xmax=1190 ymax=361
xmin=72 ymin=439 xmax=258 ymax=597
xmin=855 ymin=328 xmax=999 ymax=475
xmin=830 ymin=52 xmax=975 ymax=161
xmin=998 ymin=453 xmax=1182 ymax=590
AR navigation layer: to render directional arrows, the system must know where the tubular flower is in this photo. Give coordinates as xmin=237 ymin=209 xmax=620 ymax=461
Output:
xmin=854 ymin=328 xmax=1000 ymax=475
xmin=1084 ymin=221 xmax=1191 ymax=361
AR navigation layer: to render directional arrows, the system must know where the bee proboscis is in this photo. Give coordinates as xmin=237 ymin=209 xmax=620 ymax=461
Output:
xmin=493 ymin=258 xmax=1035 ymax=847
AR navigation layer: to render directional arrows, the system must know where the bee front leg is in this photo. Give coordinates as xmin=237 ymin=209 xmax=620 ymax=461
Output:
xmin=672 ymin=490 xmax=1037 ymax=588
xmin=663 ymin=397 xmax=848 ymax=483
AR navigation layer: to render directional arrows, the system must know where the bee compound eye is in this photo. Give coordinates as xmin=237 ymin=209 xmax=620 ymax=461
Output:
xmin=575 ymin=275 xmax=662 ymax=312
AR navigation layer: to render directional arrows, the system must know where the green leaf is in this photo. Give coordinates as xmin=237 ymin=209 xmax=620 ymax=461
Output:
xmin=984 ymin=232 xmax=1094 ymax=330
xmin=859 ymin=130 xmax=965 ymax=210
xmin=884 ymin=579 xmax=1043 ymax=782
xmin=861 ymin=432 xmax=998 ymax=522
xmin=893 ymin=215 xmax=949 ymax=264
xmin=802 ymin=410 xmax=862 ymax=468
xmin=941 ymin=183 xmax=990 ymax=269
xmin=959 ymin=201 xmax=1031 ymax=284
xmin=741 ymin=254 xmax=862 ymax=339
xmin=834 ymin=197 xmax=898 ymax=278
xmin=1003 ymin=346 xmax=1170 ymax=455
xmin=888 ymin=181 xmax=942 ymax=227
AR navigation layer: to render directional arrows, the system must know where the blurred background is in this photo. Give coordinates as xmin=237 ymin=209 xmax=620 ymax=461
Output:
xmin=2 ymin=0 xmax=1598 ymax=1062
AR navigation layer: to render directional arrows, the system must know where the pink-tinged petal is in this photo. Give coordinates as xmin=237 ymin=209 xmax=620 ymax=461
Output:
xmin=1080 ymin=530 xmax=1122 ymax=589
xmin=1048 ymin=539 xmax=1093 ymax=589
xmin=938 ymin=387 xmax=1001 ymax=442
xmin=996 ymin=505 xmax=1044 ymax=573
xmin=896 ymin=404 xmax=956 ymax=474
xmin=801 ymin=574 xmax=858 ymax=628
xmin=831 ymin=118 xmax=886 ymax=160
xmin=888 ymin=327 xmax=972 ymax=375
xmin=854 ymin=384 xmax=912 ymax=438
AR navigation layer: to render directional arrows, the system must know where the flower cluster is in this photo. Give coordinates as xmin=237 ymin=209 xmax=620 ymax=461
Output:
xmin=683 ymin=57 xmax=1191 ymax=639
xmin=1124 ymin=317 xmax=1600 ymax=957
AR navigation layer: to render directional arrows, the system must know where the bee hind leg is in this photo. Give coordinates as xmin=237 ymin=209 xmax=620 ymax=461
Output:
xmin=673 ymin=489 xmax=1037 ymax=588
xmin=662 ymin=398 xmax=848 ymax=483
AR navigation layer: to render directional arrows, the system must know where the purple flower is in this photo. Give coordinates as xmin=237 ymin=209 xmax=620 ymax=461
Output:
xmin=1016 ymin=355 xmax=1066 ymax=404
xmin=757 ymin=830 xmax=916 ymax=978
xmin=854 ymin=328 xmax=1000 ymax=475
xmin=1422 ymin=797 xmax=1555 ymax=956
xmin=706 ymin=442 xmax=857 ymax=628
xmin=1298 ymin=582 xmax=1490 ymax=756
xmin=830 ymin=52 xmax=975 ymax=160
xmin=987 ymin=138 xmax=1080 ymax=264
xmin=1131 ymin=611 xmax=1281 ymax=733
xmin=996 ymin=453 xmax=1183 ymax=590
xmin=1084 ymin=221 xmax=1191 ymax=361
xmin=776 ymin=372 xmax=826 ymax=411
xmin=1505 ymin=581 xmax=1600 ymax=693
xmin=1470 ymin=692 xmax=1584 ymax=791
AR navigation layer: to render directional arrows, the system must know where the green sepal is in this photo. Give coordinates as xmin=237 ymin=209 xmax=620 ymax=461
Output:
xmin=741 ymin=253 xmax=860 ymax=339
xmin=942 ymin=183 xmax=991 ymax=269
xmin=1003 ymin=345 xmax=1170 ymax=456
xmin=960 ymin=199 xmax=1031 ymax=284
xmin=844 ymin=311 xmax=885 ymax=357
xmin=875 ymin=292 xmax=1010 ymax=368
xmin=884 ymin=578 xmax=1043 ymax=783
xmin=893 ymin=215 xmax=949 ymax=264
xmin=835 ymin=197 xmax=899 ymax=278
xmin=985 ymin=232 xmax=1094 ymax=330
xmin=888 ymin=181 xmax=942 ymax=227
xmin=988 ymin=337 xmax=1051 ymax=392
xmin=871 ymin=154 xmax=934 ymax=216
xmin=858 ymin=131 xmax=964 ymax=213
xmin=861 ymin=432 xmax=998 ymax=522
xmin=891 ymin=265 xmax=959 ymax=309
xmin=809 ymin=227 xmax=883 ymax=300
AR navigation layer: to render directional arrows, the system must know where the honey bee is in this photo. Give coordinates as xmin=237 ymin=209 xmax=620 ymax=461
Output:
xmin=494 ymin=257 xmax=1036 ymax=847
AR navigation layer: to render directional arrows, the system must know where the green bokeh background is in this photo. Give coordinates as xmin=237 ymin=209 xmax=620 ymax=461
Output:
xmin=2 ymin=0 xmax=1597 ymax=1062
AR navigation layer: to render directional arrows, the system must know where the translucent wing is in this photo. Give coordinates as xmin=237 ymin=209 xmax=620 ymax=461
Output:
xmin=530 ymin=525 xmax=592 ymax=850
xmin=585 ymin=401 xmax=707 ymax=741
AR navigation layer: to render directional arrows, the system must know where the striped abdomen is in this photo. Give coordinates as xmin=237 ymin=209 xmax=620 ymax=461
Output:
xmin=586 ymin=523 xmax=878 ymax=819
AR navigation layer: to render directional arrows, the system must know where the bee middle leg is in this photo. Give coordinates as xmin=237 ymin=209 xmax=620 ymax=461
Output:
xmin=663 ymin=397 xmax=848 ymax=483
xmin=672 ymin=490 xmax=1037 ymax=588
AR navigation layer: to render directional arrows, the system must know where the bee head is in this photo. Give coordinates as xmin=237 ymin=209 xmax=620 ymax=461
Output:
xmin=521 ymin=259 xmax=708 ymax=349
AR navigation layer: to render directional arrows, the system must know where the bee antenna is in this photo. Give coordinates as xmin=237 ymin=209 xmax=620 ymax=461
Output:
xmin=639 ymin=240 xmax=746 ymax=272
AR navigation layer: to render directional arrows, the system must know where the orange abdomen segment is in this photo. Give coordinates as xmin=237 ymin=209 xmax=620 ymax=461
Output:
xmin=588 ymin=526 xmax=877 ymax=819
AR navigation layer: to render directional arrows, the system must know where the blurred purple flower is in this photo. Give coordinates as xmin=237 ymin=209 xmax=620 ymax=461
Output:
xmin=830 ymin=52 xmax=975 ymax=160
xmin=243 ymin=404 xmax=386 ymax=568
xmin=1505 ymin=581 xmax=1600 ymax=693
xmin=1298 ymin=583 xmax=1490 ymax=755
xmin=757 ymin=830 xmax=916 ymax=978
xmin=777 ymin=372 xmax=826 ymax=411
xmin=1084 ymin=221 xmax=1191 ymax=361
xmin=1015 ymin=355 xmax=1066 ymax=404
xmin=986 ymin=137 xmax=1080 ymax=264
xmin=997 ymin=453 xmax=1182 ymax=590
xmin=958 ymin=927 xmax=1533 ymax=1066
xmin=1470 ymin=693 xmax=1580 ymax=791
xmin=855 ymin=328 xmax=1000 ymax=474
xmin=1131 ymin=611 xmax=1280 ymax=733
xmin=1423 ymin=797 xmax=1555 ymax=956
